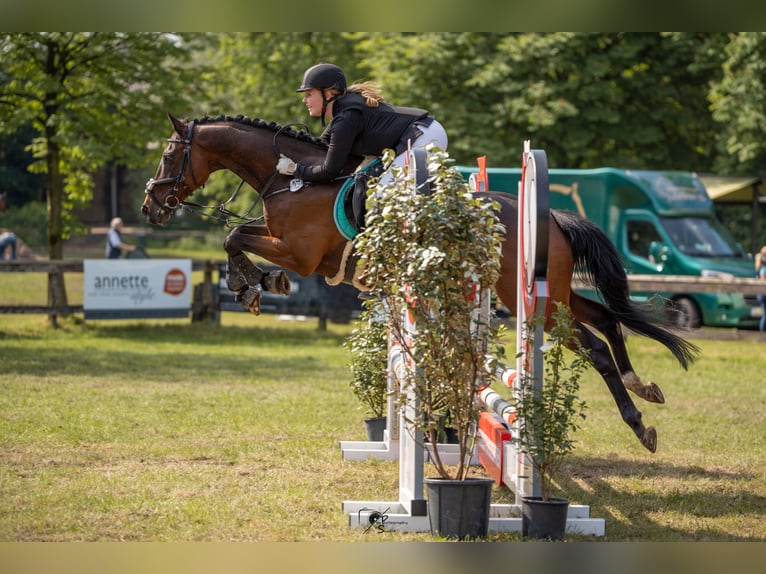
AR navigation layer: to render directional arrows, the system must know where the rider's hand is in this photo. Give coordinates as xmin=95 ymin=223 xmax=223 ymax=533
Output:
xmin=276 ymin=154 xmax=297 ymax=175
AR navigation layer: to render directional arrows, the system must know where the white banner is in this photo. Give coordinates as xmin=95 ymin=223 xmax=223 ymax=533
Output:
xmin=83 ymin=259 xmax=192 ymax=319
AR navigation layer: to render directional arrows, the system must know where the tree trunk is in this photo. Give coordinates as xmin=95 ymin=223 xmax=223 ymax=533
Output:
xmin=46 ymin=135 xmax=64 ymax=261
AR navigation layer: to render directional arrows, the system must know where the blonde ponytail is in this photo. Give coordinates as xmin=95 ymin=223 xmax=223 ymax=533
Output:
xmin=347 ymin=81 xmax=385 ymax=107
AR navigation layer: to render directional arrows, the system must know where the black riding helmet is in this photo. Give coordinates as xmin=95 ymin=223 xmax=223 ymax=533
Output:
xmin=296 ymin=63 xmax=347 ymax=126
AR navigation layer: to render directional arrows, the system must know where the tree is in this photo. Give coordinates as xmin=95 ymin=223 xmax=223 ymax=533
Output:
xmin=0 ymin=124 xmax=46 ymax=205
xmin=463 ymin=33 xmax=727 ymax=169
xmin=203 ymin=33 xmax=361 ymax=126
xmin=710 ymin=32 xmax=766 ymax=177
xmin=0 ymin=32 xmax=208 ymax=258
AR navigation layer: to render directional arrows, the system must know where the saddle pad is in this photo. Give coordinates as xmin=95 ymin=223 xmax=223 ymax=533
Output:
xmin=333 ymin=178 xmax=359 ymax=241
xmin=333 ymin=158 xmax=383 ymax=241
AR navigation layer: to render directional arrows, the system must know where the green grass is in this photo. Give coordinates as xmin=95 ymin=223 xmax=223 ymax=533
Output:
xmin=1 ymin=309 xmax=765 ymax=541
xmin=2 ymin=247 xmax=766 ymax=541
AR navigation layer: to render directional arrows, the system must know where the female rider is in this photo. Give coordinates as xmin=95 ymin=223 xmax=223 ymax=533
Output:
xmin=276 ymin=63 xmax=448 ymax=186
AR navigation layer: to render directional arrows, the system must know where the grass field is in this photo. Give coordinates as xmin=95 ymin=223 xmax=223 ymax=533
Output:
xmin=1 ymin=301 xmax=765 ymax=542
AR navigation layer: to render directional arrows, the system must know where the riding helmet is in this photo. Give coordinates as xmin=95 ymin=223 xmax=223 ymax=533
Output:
xmin=296 ymin=63 xmax=347 ymax=93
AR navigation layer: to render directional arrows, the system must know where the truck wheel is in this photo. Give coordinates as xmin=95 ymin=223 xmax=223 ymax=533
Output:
xmin=669 ymin=297 xmax=702 ymax=329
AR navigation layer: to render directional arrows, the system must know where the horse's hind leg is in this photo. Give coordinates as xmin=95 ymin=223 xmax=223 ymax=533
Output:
xmin=570 ymin=316 xmax=658 ymax=452
xmin=570 ymin=292 xmax=665 ymax=404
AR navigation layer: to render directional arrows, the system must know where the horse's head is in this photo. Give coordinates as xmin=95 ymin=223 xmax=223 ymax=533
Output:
xmin=142 ymin=113 xmax=209 ymax=225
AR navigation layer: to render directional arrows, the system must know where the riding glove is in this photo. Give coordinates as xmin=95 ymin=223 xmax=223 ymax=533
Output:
xmin=277 ymin=154 xmax=297 ymax=175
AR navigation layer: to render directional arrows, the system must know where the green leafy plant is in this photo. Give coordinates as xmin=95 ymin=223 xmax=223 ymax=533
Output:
xmin=355 ymin=147 xmax=505 ymax=480
xmin=513 ymin=304 xmax=590 ymax=501
xmin=345 ymin=299 xmax=389 ymax=419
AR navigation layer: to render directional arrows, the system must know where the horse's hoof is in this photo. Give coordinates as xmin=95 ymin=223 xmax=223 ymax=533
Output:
xmin=624 ymin=373 xmax=665 ymax=404
xmin=226 ymin=272 xmax=247 ymax=293
xmin=641 ymin=427 xmax=657 ymax=453
xmin=645 ymin=382 xmax=665 ymax=404
xmin=262 ymin=271 xmax=291 ymax=295
xmin=237 ymin=286 xmax=261 ymax=316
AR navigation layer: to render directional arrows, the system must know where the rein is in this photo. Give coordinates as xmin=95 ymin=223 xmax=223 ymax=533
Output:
xmin=146 ymin=119 xmax=350 ymax=228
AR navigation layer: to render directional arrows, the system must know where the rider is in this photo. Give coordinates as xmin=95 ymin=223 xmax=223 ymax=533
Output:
xmin=277 ymin=63 xmax=448 ymax=185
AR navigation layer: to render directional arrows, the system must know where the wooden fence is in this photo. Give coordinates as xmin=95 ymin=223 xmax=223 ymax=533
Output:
xmin=2 ymin=260 xmax=764 ymax=326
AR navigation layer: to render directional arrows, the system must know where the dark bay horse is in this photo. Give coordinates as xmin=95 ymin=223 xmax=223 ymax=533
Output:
xmin=142 ymin=113 xmax=699 ymax=453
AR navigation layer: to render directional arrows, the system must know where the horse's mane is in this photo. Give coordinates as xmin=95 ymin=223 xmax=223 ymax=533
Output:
xmin=194 ymin=114 xmax=327 ymax=148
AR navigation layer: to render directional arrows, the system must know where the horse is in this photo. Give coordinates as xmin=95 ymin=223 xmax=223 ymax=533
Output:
xmin=0 ymin=192 xmax=7 ymax=213
xmin=142 ymin=113 xmax=699 ymax=453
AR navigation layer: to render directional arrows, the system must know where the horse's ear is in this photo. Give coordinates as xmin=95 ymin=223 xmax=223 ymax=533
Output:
xmin=167 ymin=112 xmax=187 ymax=137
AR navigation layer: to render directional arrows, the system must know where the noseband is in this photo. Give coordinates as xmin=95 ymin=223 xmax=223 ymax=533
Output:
xmin=144 ymin=120 xmax=203 ymax=214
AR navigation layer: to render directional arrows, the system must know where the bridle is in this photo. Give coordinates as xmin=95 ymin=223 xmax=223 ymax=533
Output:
xmin=144 ymin=120 xmax=203 ymax=216
xmin=143 ymin=119 xmax=333 ymax=227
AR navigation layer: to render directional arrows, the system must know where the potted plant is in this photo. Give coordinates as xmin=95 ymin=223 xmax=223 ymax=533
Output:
xmin=513 ymin=304 xmax=590 ymax=540
xmin=345 ymin=298 xmax=389 ymax=441
xmin=354 ymin=147 xmax=505 ymax=539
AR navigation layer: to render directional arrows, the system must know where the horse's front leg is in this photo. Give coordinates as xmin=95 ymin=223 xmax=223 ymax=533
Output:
xmin=223 ymin=251 xmax=263 ymax=316
xmin=223 ymin=226 xmax=293 ymax=315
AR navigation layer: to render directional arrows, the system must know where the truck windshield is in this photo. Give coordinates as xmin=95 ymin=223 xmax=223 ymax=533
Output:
xmin=660 ymin=217 xmax=744 ymax=258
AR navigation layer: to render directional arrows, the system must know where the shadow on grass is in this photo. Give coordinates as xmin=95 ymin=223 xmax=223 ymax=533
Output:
xmin=1 ymin=322 xmax=350 ymax=382
xmin=556 ymin=455 xmax=766 ymax=541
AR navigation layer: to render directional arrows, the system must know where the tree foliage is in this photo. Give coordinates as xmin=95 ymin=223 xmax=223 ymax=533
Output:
xmin=0 ymin=32 xmax=208 ymax=257
xmin=710 ymin=32 xmax=766 ymax=176
xmin=3 ymin=33 xmax=766 ymax=254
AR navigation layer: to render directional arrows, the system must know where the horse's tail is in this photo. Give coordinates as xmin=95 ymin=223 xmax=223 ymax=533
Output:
xmin=551 ymin=209 xmax=700 ymax=370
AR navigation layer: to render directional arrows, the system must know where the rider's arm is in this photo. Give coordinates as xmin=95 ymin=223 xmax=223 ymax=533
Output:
xmin=294 ymin=109 xmax=363 ymax=182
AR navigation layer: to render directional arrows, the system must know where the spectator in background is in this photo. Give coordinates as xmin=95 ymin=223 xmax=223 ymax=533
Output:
xmin=0 ymin=231 xmax=16 ymax=260
xmin=105 ymin=217 xmax=136 ymax=259
xmin=755 ymin=245 xmax=766 ymax=332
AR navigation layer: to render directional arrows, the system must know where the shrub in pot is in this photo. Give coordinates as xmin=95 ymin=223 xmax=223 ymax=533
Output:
xmin=513 ymin=304 xmax=590 ymax=540
xmin=345 ymin=299 xmax=388 ymax=440
xmin=355 ymin=147 xmax=504 ymax=539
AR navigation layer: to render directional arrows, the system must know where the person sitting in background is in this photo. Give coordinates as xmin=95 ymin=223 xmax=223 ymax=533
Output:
xmin=105 ymin=217 xmax=136 ymax=259
xmin=0 ymin=231 xmax=17 ymax=260
xmin=755 ymin=245 xmax=766 ymax=332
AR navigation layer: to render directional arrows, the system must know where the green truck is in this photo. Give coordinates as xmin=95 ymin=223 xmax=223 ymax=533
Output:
xmin=457 ymin=166 xmax=759 ymax=329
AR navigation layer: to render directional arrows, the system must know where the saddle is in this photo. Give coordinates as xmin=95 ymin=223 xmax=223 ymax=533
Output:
xmin=335 ymin=157 xmax=385 ymax=240
xmin=335 ymin=149 xmax=432 ymax=240
xmin=329 ymin=149 xmax=432 ymax=288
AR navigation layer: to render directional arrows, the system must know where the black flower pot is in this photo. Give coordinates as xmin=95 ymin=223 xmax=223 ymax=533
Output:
xmin=364 ymin=416 xmax=386 ymax=441
xmin=424 ymin=477 xmax=494 ymax=540
xmin=521 ymin=496 xmax=570 ymax=540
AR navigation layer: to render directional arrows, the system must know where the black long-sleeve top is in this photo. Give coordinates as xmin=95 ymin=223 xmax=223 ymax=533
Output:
xmin=294 ymin=92 xmax=429 ymax=183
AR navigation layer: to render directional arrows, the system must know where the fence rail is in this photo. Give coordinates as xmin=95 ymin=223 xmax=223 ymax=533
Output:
xmin=573 ymin=274 xmax=766 ymax=296
xmin=2 ymin=261 xmax=764 ymax=322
